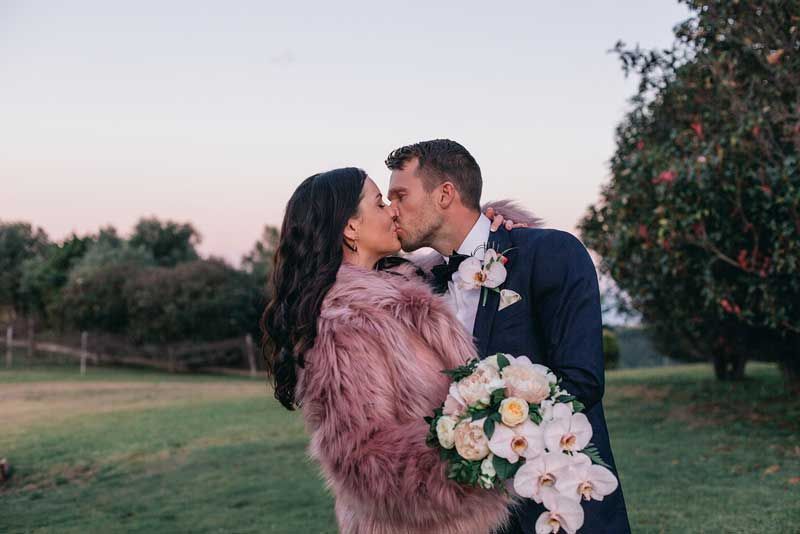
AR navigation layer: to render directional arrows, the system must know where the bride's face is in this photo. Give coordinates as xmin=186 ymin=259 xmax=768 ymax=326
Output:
xmin=346 ymin=177 xmax=401 ymax=258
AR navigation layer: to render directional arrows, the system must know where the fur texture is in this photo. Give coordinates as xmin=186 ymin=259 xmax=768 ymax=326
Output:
xmin=297 ymin=264 xmax=512 ymax=534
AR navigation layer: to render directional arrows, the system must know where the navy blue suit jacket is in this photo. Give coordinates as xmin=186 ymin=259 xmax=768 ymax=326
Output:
xmin=469 ymin=226 xmax=631 ymax=534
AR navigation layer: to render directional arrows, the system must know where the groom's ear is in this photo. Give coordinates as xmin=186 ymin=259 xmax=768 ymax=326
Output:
xmin=436 ymin=181 xmax=457 ymax=210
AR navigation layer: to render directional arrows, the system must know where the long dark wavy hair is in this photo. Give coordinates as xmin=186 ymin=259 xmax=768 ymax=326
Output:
xmin=261 ymin=167 xmax=367 ymax=410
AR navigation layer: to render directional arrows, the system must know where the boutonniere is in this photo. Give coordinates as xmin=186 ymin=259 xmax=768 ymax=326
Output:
xmin=456 ymin=246 xmax=519 ymax=307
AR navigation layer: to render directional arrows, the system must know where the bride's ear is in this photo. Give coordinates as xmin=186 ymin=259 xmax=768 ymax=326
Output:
xmin=343 ymin=217 xmax=359 ymax=242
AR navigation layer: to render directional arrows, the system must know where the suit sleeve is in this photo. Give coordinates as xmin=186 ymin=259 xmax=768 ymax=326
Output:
xmin=530 ymin=231 xmax=605 ymax=411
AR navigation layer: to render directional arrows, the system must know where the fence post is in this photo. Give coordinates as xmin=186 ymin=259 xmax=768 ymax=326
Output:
xmin=80 ymin=331 xmax=88 ymax=376
xmin=168 ymin=346 xmax=176 ymax=373
xmin=245 ymin=334 xmax=257 ymax=378
xmin=27 ymin=316 xmax=35 ymax=358
xmin=5 ymin=325 xmax=12 ymax=369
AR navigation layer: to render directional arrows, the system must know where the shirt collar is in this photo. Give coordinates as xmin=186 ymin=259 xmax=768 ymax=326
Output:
xmin=444 ymin=214 xmax=491 ymax=261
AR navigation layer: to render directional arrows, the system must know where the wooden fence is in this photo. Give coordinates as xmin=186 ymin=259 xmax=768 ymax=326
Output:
xmin=2 ymin=323 xmax=263 ymax=378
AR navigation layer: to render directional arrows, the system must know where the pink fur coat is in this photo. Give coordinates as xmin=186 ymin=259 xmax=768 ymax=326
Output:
xmin=296 ymin=263 xmax=512 ymax=534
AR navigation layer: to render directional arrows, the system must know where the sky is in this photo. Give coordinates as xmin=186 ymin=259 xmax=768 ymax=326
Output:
xmin=1 ymin=0 xmax=691 ymax=265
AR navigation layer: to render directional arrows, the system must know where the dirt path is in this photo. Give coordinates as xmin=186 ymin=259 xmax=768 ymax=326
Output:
xmin=1 ymin=380 xmax=267 ymax=430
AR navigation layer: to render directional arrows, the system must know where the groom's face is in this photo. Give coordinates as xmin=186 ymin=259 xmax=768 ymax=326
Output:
xmin=387 ymin=157 xmax=443 ymax=252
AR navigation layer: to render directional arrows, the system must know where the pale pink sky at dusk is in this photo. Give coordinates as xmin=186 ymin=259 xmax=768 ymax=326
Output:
xmin=1 ymin=1 xmax=690 ymax=265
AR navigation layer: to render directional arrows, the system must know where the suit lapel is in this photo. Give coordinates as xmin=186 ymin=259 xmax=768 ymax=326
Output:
xmin=472 ymin=227 xmax=513 ymax=357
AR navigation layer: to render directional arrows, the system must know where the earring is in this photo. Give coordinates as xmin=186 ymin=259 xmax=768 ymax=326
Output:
xmin=344 ymin=238 xmax=358 ymax=253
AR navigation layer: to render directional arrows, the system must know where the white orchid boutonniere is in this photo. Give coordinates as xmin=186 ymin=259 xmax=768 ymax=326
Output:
xmin=457 ymin=246 xmax=519 ymax=307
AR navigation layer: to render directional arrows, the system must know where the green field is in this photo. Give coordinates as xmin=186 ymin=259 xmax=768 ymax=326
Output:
xmin=1 ymin=361 xmax=798 ymax=533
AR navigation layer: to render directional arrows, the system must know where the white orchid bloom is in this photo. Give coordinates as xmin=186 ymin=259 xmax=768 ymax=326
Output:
xmin=555 ymin=454 xmax=619 ymax=502
xmin=456 ymin=256 xmax=486 ymax=290
xmin=455 ymin=249 xmax=508 ymax=290
xmin=512 ymin=451 xmax=573 ymax=503
xmin=488 ymin=419 xmax=545 ymax=464
xmin=543 ymin=404 xmax=592 ymax=453
xmin=535 ymin=492 xmax=585 ymax=534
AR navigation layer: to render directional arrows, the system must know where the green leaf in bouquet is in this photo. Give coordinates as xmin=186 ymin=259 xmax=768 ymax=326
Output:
xmin=557 ymin=394 xmax=576 ymax=403
xmin=448 ymin=458 xmax=482 ymax=486
xmin=441 ymin=359 xmax=479 ymax=381
xmin=496 ymin=353 xmax=510 ymax=370
xmin=571 ymin=399 xmax=585 ymax=413
xmin=490 ymin=387 xmax=507 ymax=406
xmin=489 ymin=411 xmax=502 ymax=423
xmin=582 ymin=444 xmax=612 ymax=469
xmin=469 ymin=407 xmax=492 ymax=420
xmin=529 ymin=405 xmax=543 ymax=424
xmin=483 ymin=417 xmax=496 ymax=440
xmin=492 ymin=455 xmax=523 ymax=480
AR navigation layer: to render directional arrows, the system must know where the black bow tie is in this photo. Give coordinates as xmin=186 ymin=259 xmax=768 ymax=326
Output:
xmin=430 ymin=252 xmax=471 ymax=294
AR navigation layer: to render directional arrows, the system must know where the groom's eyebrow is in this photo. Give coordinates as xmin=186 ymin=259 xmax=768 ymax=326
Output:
xmin=387 ymin=186 xmax=406 ymax=198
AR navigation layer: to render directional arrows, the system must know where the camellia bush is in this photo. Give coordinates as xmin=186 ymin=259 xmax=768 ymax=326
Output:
xmin=579 ymin=0 xmax=799 ymax=385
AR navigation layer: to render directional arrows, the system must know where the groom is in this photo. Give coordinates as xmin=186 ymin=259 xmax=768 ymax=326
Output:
xmin=386 ymin=139 xmax=631 ymax=533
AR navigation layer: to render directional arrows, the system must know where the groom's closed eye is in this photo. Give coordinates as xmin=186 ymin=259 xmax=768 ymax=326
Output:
xmin=387 ymin=187 xmax=406 ymax=203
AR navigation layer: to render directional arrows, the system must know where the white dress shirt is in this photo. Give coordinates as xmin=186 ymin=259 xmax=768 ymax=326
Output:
xmin=443 ymin=214 xmax=492 ymax=333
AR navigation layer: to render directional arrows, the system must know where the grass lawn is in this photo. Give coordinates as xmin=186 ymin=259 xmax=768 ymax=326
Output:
xmin=1 ymin=360 xmax=798 ymax=533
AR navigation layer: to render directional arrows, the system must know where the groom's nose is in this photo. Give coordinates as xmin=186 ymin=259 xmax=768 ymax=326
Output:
xmin=390 ymin=206 xmax=399 ymax=220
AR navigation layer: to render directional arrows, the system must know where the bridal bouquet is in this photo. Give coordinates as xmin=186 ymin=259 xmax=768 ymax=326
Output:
xmin=425 ymin=354 xmax=618 ymax=534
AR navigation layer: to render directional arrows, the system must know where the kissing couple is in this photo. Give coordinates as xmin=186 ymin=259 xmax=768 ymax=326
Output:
xmin=261 ymin=139 xmax=631 ymax=534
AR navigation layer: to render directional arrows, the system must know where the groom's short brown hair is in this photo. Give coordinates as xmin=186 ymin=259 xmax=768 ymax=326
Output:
xmin=385 ymin=139 xmax=482 ymax=211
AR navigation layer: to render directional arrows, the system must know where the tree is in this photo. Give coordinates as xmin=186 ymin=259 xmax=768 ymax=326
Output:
xmin=129 ymin=217 xmax=200 ymax=267
xmin=60 ymin=230 xmax=155 ymax=334
xmin=18 ymin=234 xmax=93 ymax=324
xmin=123 ymin=259 xmax=261 ymax=347
xmin=241 ymin=225 xmax=279 ymax=286
xmin=60 ymin=263 xmax=139 ymax=334
xmin=0 ymin=222 xmax=49 ymax=314
xmin=579 ymin=1 xmax=799 ymax=385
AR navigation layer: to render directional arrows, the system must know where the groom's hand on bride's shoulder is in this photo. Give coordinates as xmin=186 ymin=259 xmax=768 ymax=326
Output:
xmin=485 ymin=207 xmax=529 ymax=232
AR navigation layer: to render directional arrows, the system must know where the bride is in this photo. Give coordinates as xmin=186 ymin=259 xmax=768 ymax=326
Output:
xmin=261 ymin=167 xmax=532 ymax=533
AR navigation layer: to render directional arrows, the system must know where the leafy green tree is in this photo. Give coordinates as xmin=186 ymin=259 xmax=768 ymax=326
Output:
xmin=123 ymin=259 xmax=261 ymax=347
xmin=129 ymin=217 xmax=200 ymax=267
xmin=579 ymin=0 xmax=800 ymax=385
xmin=18 ymin=234 xmax=93 ymax=323
xmin=0 ymin=222 xmax=49 ymax=313
xmin=241 ymin=225 xmax=279 ymax=286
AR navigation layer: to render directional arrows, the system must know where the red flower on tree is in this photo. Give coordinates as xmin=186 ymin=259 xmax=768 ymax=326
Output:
xmin=737 ymin=249 xmax=748 ymax=270
xmin=652 ymin=170 xmax=676 ymax=185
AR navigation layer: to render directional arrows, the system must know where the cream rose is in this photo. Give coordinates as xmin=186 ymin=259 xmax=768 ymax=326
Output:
xmin=457 ymin=365 xmax=503 ymax=407
xmin=436 ymin=415 xmax=458 ymax=449
xmin=502 ymin=356 xmax=551 ymax=404
xmin=453 ymin=418 xmax=491 ymax=461
xmin=499 ymin=397 xmax=530 ymax=427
